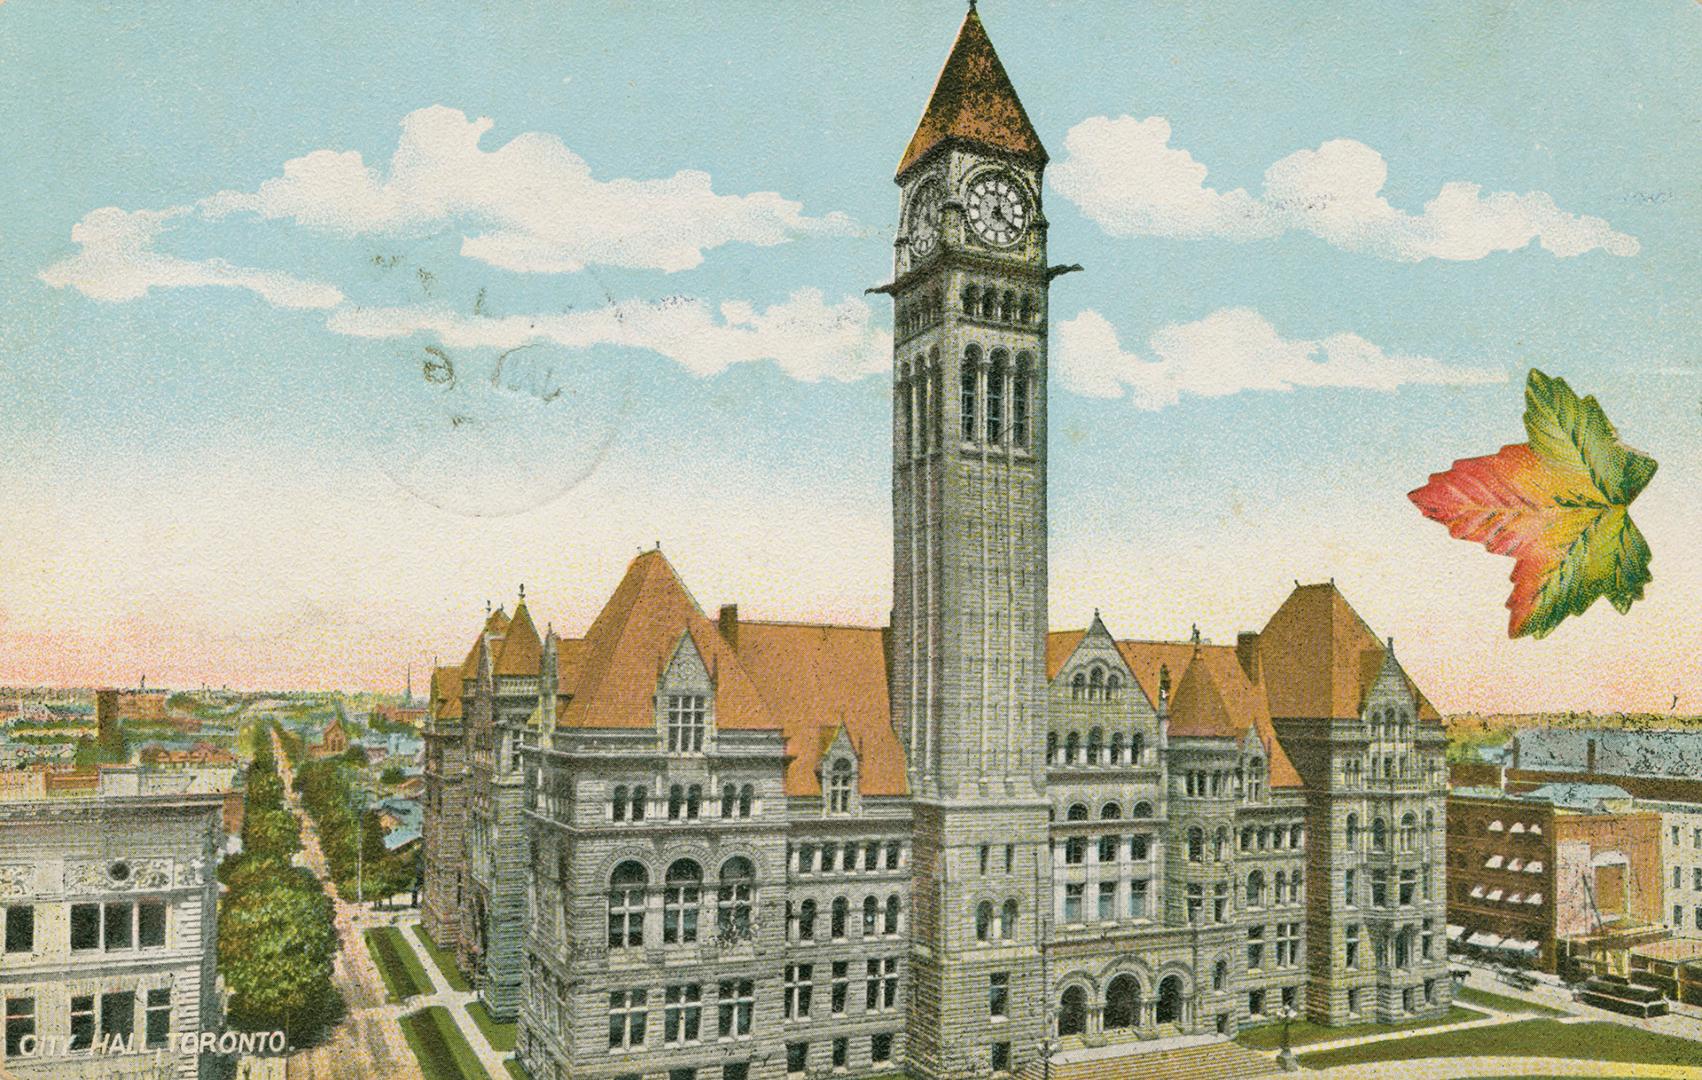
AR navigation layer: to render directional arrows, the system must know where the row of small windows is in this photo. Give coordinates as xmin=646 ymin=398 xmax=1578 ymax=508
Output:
xmin=961 ymin=284 xmax=1038 ymax=325
xmin=1345 ymin=867 xmax=1433 ymax=908
xmin=605 ymin=982 xmax=899 ymax=1054
xmin=793 ymin=840 xmax=904 ymax=875
xmin=1244 ymin=869 xmax=1304 ymax=907
xmin=1343 ymin=811 xmax=1433 ymax=852
xmin=1369 ymin=706 xmax=1414 ymax=740
xmin=1061 ymin=800 xmax=1155 ymax=822
xmin=1179 ymin=767 xmax=1263 ymax=800
xmin=895 ymin=346 xmax=1034 ymax=452
xmin=2 ymin=900 xmax=168 ymax=955
xmin=895 ymin=289 xmax=943 ymax=340
xmin=1058 ymin=833 xmax=1152 ymax=865
xmin=974 ymin=899 xmax=1021 ymax=942
xmin=1047 ymin=730 xmax=1146 ymax=766
xmin=608 ymin=858 xmax=754 ymax=948
xmin=609 ymin=783 xmax=756 ymax=822
xmin=1069 ymin=666 xmax=1123 ymax=701
xmin=787 ymin=895 xmax=902 ymax=941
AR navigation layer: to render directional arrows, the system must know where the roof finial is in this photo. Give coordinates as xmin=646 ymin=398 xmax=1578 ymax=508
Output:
xmin=518 ymin=583 xmax=525 ymax=602
xmin=967 ymin=0 xmax=976 ymax=10
xmin=485 ymin=598 xmax=492 ymax=614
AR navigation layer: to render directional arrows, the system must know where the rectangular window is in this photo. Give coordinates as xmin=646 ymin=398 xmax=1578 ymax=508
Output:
xmin=1098 ymin=881 xmax=1116 ymax=922
xmin=1005 ymin=844 xmax=1015 ymax=873
xmin=139 ymin=902 xmax=167 ymax=948
xmin=104 ymin=901 xmax=134 ymax=950
xmin=831 ymin=961 xmax=849 ymax=1016
xmin=1371 ymin=870 xmax=1388 ymax=908
xmin=70 ymin=903 xmax=100 ymax=951
xmin=1129 ymin=878 xmax=1149 ymax=919
xmin=1344 ymin=869 xmax=1356 ymax=908
xmin=992 ymin=1041 xmax=1012 ymax=1074
xmin=663 ymin=984 xmax=701 ymax=1046
xmin=832 ymin=1037 xmax=848 ymax=1070
xmin=5 ymin=997 xmax=33 ymax=1058
xmin=69 ymin=995 xmax=94 ymax=1052
xmin=787 ymin=1042 xmax=808 ymax=1074
xmin=1345 ymin=924 xmax=1361 ymax=969
xmin=1694 ymin=867 xmax=1702 ymax=891
xmin=1214 ymin=883 xmax=1228 ymax=923
xmin=867 ymin=957 xmax=898 ymax=1011
xmin=1063 ymin=883 xmax=1083 ymax=924
xmin=1186 ymin=884 xmax=1202 ymax=924
xmin=608 ymin=989 xmax=647 ymax=1049
xmin=979 ymin=845 xmax=990 ymax=875
xmin=1247 ymin=925 xmax=1265 ymax=970
xmin=145 ymin=988 xmax=171 ymax=1050
xmin=886 ymin=842 xmax=901 ymax=870
xmin=989 ymin=972 xmax=1009 ymax=1018
xmin=100 ymin=991 xmax=135 ymax=1044
xmin=725 ymin=1065 xmax=749 ymax=1080
xmin=2 ymin=907 xmax=32 ymax=954
xmin=666 ymin=694 xmax=707 ymax=752
xmin=717 ymin=979 xmax=754 ymax=1038
xmin=1347 ymin=987 xmax=1361 ymax=1015
xmin=784 ymin=965 xmax=813 ymax=1020
xmin=872 ymin=1032 xmax=893 ymax=1063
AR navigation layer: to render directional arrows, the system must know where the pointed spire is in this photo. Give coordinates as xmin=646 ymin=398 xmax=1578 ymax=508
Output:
xmin=898 ymin=5 xmax=1047 ymax=178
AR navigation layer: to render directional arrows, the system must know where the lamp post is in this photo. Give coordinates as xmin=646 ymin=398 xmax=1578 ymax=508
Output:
xmin=1276 ymin=1004 xmax=1299 ymax=1072
xmin=1036 ymin=1035 xmax=1058 ymax=1080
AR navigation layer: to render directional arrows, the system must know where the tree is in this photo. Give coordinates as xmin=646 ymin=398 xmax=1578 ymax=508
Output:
xmin=242 ymin=807 xmax=301 ymax=864
xmin=379 ymin=764 xmax=405 ymax=787
xmin=219 ymin=873 xmax=342 ymax=1041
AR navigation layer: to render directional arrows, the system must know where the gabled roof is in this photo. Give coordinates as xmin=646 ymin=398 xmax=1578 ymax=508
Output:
xmin=1256 ymin=582 xmax=1438 ymax=722
xmin=733 ymin=621 xmax=906 ymax=798
xmin=460 ymin=606 xmax=509 ymax=678
xmin=556 ymin=638 xmax=588 ymax=696
xmin=1045 ymin=629 xmax=1086 ymax=680
xmin=897 ymin=7 xmax=1047 ymax=178
xmin=1114 ymin=640 xmax=1204 ymax=711
xmin=495 ymin=601 xmax=541 ymax=677
xmin=558 ymin=551 xmax=772 ymax=732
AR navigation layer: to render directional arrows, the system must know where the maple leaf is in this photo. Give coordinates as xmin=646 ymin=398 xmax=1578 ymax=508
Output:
xmin=1409 ymin=369 xmax=1657 ymax=639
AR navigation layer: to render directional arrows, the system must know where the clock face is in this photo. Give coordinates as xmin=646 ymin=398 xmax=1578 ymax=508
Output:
xmin=907 ymin=180 xmax=944 ymax=255
xmin=965 ymin=172 xmax=1029 ymax=246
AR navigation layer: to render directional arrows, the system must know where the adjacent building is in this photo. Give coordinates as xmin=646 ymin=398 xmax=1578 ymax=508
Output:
xmin=422 ymin=9 xmax=1452 ymax=1080
xmin=1447 ymin=783 xmax=1665 ymax=976
xmin=0 ymin=770 xmax=225 ymax=1079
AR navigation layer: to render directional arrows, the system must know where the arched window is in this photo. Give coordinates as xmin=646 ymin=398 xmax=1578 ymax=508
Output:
xmin=1133 ymin=801 xmax=1153 ymax=819
xmin=1065 ymin=732 xmax=1081 ymax=763
xmin=663 ymin=859 xmax=702 ymax=944
xmin=1100 ymin=802 xmax=1122 ymax=820
xmin=1087 ymin=727 xmax=1103 ymax=765
xmin=1001 ymin=290 xmax=1015 ymax=321
xmin=668 ymin=784 xmax=684 ymax=820
xmin=1046 ymin=731 xmax=1058 ymax=764
xmin=885 ymin=894 xmax=901 ymax=935
xmin=1098 ymin=835 xmax=1117 ymax=863
xmin=798 ymin=898 xmax=817 ymax=940
xmin=739 ymin=784 xmax=754 ymax=818
xmin=961 ymin=284 xmax=979 ymax=317
xmin=686 ymin=784 xmax=701 ymax=819
xmin=1290 ymin=823 xmax=1303 ymax=848
xmin=717 ymin=858 xmax=754 ymax=940
xmin=1215 ymin=827 xmax=1228 ymax=861
xmin=612 ymin=784 xmax=629 ymax=822
xmin=1346 ymin=813 xmax=1360 ymax=849
xmin=1019 ymin=293 xmax=1035 ymax=323
xmin=1013 ymin=355 xmax=1032 ymax=447
xmin=1290 ymin=869 xmax=1303 ymax=903
xmin=1071 ymin=672 xmax=1086 ymax=701
xmin=1088 ymin=668 xmax=1104 ymax=702
xmin=982 ymin=286 xmax=999 ymax=317
xmin=629 ymin=785 xmax=646 ymax=821
xmin=911 ymin=362 xmax=927 ymax=453
xmin=976 ymin=901 xmax=993 ymax=942
xmin=1372 ymin=817 xmax=1388 ymax=852
xmin=831 ymin=896 xmax=849 ymax=939
xmin=1106 ymin=673 xmax=1121 ymax=700
xmin=828 ymin=759 xmax=854 ymax=814
xmin=986 ymin=350 xmax=1006 ymax=442
xmin=1131 ymin=734 xmax=1145 ymax=764
xmin=960 ymin=346 xmax=980 ymax=442
xmin=1000 ymin=898 xmax=1018 ymax=939
xmin=608 ymin=861 xmax=647 ymax=948
xmin=720 ymin=783 xmax=737 ymax=819
xmin=1109 ymin=732 xmax=1125 ymax=764
xmin=863 ymin=895 xmax=879 ymax=936
xmin=1187 ymin=827 xmax=1204 ymax=862
xmin=1400 ymin=812 xmax=1417 ymax=852
xmin=1273 ymin=870 xmax=1286 ymax=906
xmin=1067 ymin=803 xmax=1088 ymax=822
xmin=1213 ymin=959 xmax=1228 ymax=991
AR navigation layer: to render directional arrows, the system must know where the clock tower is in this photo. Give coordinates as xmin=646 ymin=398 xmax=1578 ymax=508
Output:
xmin=887 ymin=7 xmax=1064 ymax=1078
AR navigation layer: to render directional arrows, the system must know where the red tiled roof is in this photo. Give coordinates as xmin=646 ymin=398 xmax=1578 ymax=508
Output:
xmin=1257 ymin=582 xmax=1440 ymax=722
xmin=1045 ymin=630 xmax=1086 ymax=680
xmin=495 ymin=601 xmax=541 ymax=677
xmin=897 ymin=8 xmax=1047 ymax=178
xmin=1165 ymin=647 xmax=1301 ymax=789
xmin=431 ymin=665 xmax=463 ymax=721
xmin=733 ymin=621 xmax=906 ymax=798
xmin=558 ymin=551 xmax=773 ymax=733
xmin=1114 ymin=640 xmax=1206 ymax=712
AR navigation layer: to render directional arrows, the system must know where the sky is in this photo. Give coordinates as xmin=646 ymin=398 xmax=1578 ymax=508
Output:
xmin=1 ymin=2 xmax=1698 ymax=713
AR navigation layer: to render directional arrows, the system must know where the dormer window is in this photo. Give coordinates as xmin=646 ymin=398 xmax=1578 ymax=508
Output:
xmin=828 ymin=759 xmax=854 ymax=815
xmin=667 ymin=694 xmax=706 ymax=753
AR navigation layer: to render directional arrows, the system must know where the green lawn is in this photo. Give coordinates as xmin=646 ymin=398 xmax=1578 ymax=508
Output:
xmin=413 ymin=923 xmax=473 ymax=992
xmin=502 ymin=1060 xmax=532 ymax=1080
xmin=365 ymin=926 xmax=433 ymax=1002
xmin=1237 ymin=1004 xmax=1484 ymax=1049
xmin=466 ymin=1000 xmax=516 ymax=1053
xmin=400 ymin=1006 xmax=491 ymax=1080
xmin=1454 ymin=985 xmax=1568 ymax=1017
xmin=1299 ymin=1020 xmax=1702 ymax=1070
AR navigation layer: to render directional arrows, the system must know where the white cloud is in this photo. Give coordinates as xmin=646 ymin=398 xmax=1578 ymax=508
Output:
xmin=1057 ymin=307 xmax=1504 ymax=409
xmin=38 ymin=206 xmax=344 ymax=309
xmin=199 ymin=105 xmax=855 ymax=273
xmin=1050 ymin=115 xmax=1638 ymax=261
xmin=326 ymin=287 xmax=891 ymax=382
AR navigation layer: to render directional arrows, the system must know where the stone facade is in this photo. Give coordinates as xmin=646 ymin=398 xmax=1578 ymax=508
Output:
xmin=0 ymin=788 xmax=224 ymax=1080
xmin=1653 ymin=802 xmax=1702 ymax=939
xmin=421 ymin=9 xmax=1455 ymax=1080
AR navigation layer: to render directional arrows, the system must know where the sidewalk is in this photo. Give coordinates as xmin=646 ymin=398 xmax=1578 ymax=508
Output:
xmin=1312 ymin=1055 xmax=1702 ymax=1079
xmin=396 ymin=913 xmax=512 ymax=1079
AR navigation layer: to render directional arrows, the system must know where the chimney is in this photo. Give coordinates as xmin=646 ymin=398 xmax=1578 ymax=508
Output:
xmin=719 ymin=604 xmax=739 ymax=650
xmin=1236 ymin=632 xmax=1261 ymax=683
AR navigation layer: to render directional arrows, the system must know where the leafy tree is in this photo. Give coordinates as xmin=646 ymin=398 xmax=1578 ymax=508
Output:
xmin=242 ymin=807 xmax=302 ymax=863
xmin=379 ymin=764 xmax=405 ymax=787
xmin=219 ymin=874 xmax=342 ymax=1041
